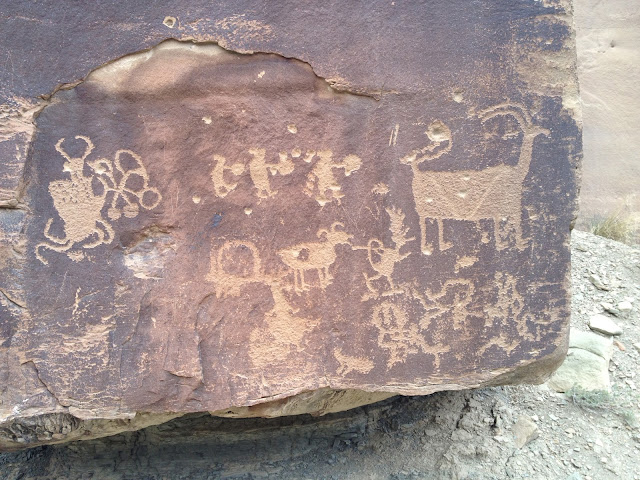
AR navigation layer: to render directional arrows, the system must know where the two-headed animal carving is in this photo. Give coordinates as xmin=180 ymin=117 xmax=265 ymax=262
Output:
xmin=400 ymin=103 xmax=550 ymax=255
xmin=35 ymin=136 xmax=161 ymax=265
xmin=278 ymin=222 xmax=353 ymax=293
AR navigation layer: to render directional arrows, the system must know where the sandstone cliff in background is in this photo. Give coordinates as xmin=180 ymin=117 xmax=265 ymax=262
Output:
xmin=575 ymin=0 xmax=640 ymax=228
xmin=0 ymin=1 xmax=581 ymax=450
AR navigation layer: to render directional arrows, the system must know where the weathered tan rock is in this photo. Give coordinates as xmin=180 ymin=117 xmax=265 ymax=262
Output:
xmin=0 ymin=1 xmax=581 ymax=450
xmin=574 ymin=0 xmax=640 ymax=225
xmin=547 ymin=329 xmax=613 ymax=392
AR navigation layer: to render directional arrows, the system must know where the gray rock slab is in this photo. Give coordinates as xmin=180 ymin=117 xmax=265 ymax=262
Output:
xmin=588 ymin=314 xmax=623 ymax=336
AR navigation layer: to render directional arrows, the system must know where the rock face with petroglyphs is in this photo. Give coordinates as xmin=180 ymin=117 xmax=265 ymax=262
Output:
xmin=0 ymin=1 xmax=581 ymax=449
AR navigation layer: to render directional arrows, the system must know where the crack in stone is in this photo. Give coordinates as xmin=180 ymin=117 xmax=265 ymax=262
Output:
xmin=0 ymin=287 xmax=25 ymax=309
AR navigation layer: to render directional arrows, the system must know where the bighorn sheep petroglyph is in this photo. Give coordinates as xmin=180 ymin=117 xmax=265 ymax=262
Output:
xmin=278 ymin=222 xmax=353 ymax=293
xmin=400 ymin=103 xmax=549 ymax=255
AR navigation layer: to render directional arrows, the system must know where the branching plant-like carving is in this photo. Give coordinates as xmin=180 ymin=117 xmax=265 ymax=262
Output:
xmin=278 ymin=222 xmax=353 ymax=293
xmin=354 ymin=207 xmax=414 ymax=299
xmin=35 ymin=136 xmax=161 ymax=264
xmin=400 ymin=103 xmax=550 ymax=255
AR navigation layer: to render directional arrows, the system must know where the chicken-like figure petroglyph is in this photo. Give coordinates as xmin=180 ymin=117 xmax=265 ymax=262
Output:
xmin=210 ymin=148 xmax=361 ymax=205
xmin=278 ymin=222 xmax=353 ymax=293
xmin=35 ymin=136 xmax=161 ymax=265
xmin=354 ymin=207 xmax=415 ymax=300
xmin=400 ymin=103 xmax=550 ymax=255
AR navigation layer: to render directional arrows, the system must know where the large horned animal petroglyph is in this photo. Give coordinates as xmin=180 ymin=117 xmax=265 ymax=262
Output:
xmin=400 ymin=103 xmax=549 ymax=255
xmin=278 ymin=222 xmax=353 ymax=293
xmin=35 ymin=136 xmax=161 ymax=264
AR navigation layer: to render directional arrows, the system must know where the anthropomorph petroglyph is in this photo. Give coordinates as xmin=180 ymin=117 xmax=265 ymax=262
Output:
xmin=415 ymin=279 xmax=476 ymax=333
xmin=400 ymin=103 xmax=550 ymax=255
xmin=206 ymin=240 xmax=316 ymax=367
xmin=371 ymin=301 xmax=448 ymax=369
xmin=354 ymin=207 xmax=414 ymax=300
xmin=211 ymin=148 xmax=296 ymax=200
xmin=304 ymin=151 xmax=362 ymax=206
xmin=249 ymin=282 xmax=317 ymax=369
xmin=210 ymin=147 xmax=361 ymax=205
xmin=35 ymin=136 xmax=161 ymax=264
xmin=477 ymin=272 xmax=534 ymax=356
xmin=278 ymin=222 xmax=353 ymax=293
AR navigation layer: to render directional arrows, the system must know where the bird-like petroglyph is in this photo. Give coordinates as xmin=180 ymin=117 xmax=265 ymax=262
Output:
xmin=354 ymin=207 xmax=415 ymax=300
xmin=35 ymin=136 xmax=162 ymax=264
xmin=400 ymin=103 xmax=549 ymax=255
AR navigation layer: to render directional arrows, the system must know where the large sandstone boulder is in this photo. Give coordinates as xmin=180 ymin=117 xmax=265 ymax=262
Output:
xmin=0 ymin=1 xmax=581 ymax=450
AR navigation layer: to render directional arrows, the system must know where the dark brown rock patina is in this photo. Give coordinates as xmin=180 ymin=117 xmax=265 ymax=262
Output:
xmin=0 ymin=1 xmax=581 ymax=449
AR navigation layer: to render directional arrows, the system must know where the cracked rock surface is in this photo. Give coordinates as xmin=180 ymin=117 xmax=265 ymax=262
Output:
xmin=1 ymin=1 xmax=580 ymax=450
xmin=1 ymin=230 xmax=638 ymax=480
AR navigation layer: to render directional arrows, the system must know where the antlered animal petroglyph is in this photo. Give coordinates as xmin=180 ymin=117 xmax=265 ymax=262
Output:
xmin=35 ymin=136 xmax=161 ymax=264
xmin=400 ymin=103 xmax=550 ymax=255
xmin=278 ymin=222 xmax=353 ymax=293
xmin=354 ymin=207 xmax=415 ymax=299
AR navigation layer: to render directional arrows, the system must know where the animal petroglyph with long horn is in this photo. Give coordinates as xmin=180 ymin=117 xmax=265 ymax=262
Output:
xmin=278 ymin=222 xmax=353 ymax=293
xmin=400 ymin=103 xmax=550 ymax=255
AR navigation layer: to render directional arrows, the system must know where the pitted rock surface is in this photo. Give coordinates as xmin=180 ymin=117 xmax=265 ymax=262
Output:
xmin=0 ymin=1 xmax=581 ymax=449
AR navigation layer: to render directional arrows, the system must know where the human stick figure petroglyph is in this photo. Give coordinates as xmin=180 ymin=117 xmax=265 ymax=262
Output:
xmin=353 ymin=207 xmax=415 ymax=300
xmin=414 ymin=279 xmax=476 ymax=333
xmin=371 ymin=301 xmax=449 ymax=369
xmin=278 ymin=222 xmax=353 ymax=293
xmin=35 ymin=136 xmax=161 ymax=265
xmin=210 ymin=148 xmax=361 ymax=205
xmin=400 ymin=103 xmax=550 ymax=255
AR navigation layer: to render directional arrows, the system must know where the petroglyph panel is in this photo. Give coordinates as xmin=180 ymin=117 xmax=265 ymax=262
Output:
xmin=0 ymin=0 xmax=580 ymax=449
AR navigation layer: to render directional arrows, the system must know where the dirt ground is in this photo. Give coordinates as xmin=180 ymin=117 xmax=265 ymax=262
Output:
xmin=0 ymin=229 xmax=638 ymax=480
